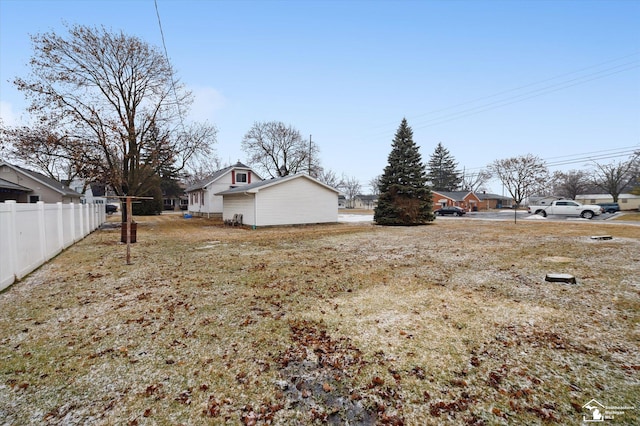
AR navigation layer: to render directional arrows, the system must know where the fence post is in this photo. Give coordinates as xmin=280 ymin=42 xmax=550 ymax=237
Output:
xmin=6 ymin=201 xmax=18 ymax=285
xmin=38 ymin=201 xmax=47 ymax=262
xmin=57 ymin=202 xmax=64 ymax=251
xmin=89 ymin=203 xmax=95 ymax=231
xmin=85 ymin=203 xmax=91 ymax=235
xmin=78 ymin=202 xmax=84 ymax=239
xmin=69 ymin=202 xmax=76 ymax=242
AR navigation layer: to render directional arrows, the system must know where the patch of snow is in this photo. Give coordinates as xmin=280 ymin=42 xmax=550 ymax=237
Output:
xmin=338 ymin=214 xmax=373 ymax=223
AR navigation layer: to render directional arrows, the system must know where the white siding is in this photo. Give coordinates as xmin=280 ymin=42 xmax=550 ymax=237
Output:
xmin=222 ymin=193 xmax=256 ymax=226
xmin=206 ymin=178 xmax=231 ymax=213
xmin=255 ymin=177 xmax=337 ymax=227
xmin=575 ymin=194 xmax=640 ymax=211
xmin=189 ymin=168 xmax=261 ymax=215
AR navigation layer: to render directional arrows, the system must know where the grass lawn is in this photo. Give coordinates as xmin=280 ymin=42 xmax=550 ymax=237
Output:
xmin=1 ymin=215 xmax=639 ymax=425
xmin=614 ymin=212 xmax=640 ymax=222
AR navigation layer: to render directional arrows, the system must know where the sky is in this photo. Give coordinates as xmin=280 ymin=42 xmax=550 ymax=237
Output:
xmin=1 ymin=0 xmax=639 ymax=193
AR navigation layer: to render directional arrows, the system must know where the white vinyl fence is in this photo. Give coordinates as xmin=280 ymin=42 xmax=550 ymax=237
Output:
xmin=0 ymin=201 xmax=106 ymax=291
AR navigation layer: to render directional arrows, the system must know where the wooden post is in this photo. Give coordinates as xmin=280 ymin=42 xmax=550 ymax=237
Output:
xmin=126 ymin=196 xmax=132 ymax=265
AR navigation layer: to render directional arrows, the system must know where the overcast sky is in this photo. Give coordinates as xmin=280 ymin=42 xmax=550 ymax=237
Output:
xmin=1 ymin=0 xmax=638 ymax=193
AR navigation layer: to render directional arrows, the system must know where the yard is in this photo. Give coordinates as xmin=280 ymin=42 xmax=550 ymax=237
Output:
xmin=1 ymin=215 xmax=639 ymax=425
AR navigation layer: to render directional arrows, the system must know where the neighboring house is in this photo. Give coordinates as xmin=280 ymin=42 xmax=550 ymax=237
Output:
xmin=432 ymin=190 xmax=481 ymax=211
xmin=69 ymin=178 xmax=120 ymax=210
xmin=352 ymin=194 xmax=378 ymax=210
xmin=163 ymin=195 xmax=188 ymax=211
xmin=163 ymin=182 xmax=188 ymax=211
xmin=0 ymin=177 xmax=32 ymax=202
xmin=0 ymin=160 xmax=82 ymax=203
xmin=185 ymin=162 xmax=263 ymax=218
xmin=527 ymin=195 xmax=562 ymax=206
xmin=476 ymin=192 xmax=514 ymax=210
xmin=338 ymin=195 xmax=347 ymax=209
xmin=81 ymin=183 xmax=107 ymax=207
xmin=216 ymin=173 xmax=340 ymax=228
xmin=575 ymin=193 xmax=640 ymax=211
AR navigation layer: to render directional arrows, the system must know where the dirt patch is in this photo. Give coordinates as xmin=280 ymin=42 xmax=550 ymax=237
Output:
xmin=542 ymin=256 xmax=575 ymax=263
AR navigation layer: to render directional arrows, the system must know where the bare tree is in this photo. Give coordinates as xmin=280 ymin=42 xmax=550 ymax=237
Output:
xmin=315 ymin=168 xmax=344 ymax=189
xmin=341 ymin=175 xmax=361 ymax=208
xmin=368 ymin=175 xmax=381 ymax=196
xmin=489 ymin=154 xmax=548 ymax=208
xmin=591 ymin=153 xmax=639 ymax=202
xmin=461 ymin=169 xmax=492 ymax=193
xmin=11 ymin=24 xmax=217 ymax=202
xmin=551 ymin=169 xmax=591 ymax=199
xmin=241 ymin=121 xmax=320 ymax=178
xmin=182 ymin=159 xmax=224 ymax=186
xmin=631 ymin=151 xmax=640 ymax=196
xmin=0 ymin=125 xmax=80 ymax=182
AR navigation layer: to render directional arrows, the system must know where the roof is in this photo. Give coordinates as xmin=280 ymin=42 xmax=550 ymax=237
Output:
xmin=577 ymin=193 xmax=640 ymax=199
xmin=0 ymin=177 xmax=32 ymax=192
xmin=215 ymin=173 xmax=340 ymax=195
xmin=356 ymin=194 xmax=378 ymax=201
xmin=185 ymin=162 xmax=256 ymax=192
xmin=476 ymin=192 xmax=512 ymax=201
xmin=89 ymin=183 xmax=107 ymax=197
xmin=0 ymin=161 xmax=81 ymax=198
xmin=432 ymin=190 xmax=475 ymax=202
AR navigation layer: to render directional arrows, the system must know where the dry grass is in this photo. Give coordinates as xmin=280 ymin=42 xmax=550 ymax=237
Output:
xmin=1 ymin=215 xmax=639 ymax=425
xmin=614 ymin=212 xmax=640 ymax=222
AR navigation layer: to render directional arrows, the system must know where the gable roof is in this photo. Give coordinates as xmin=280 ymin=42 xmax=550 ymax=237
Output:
xmin=216 ymin=173 xmax=340 ymax=195
xmin=185 ymin=162 xmax=258 ymax=192
xmin=476 ymin=192 xmax=512 ymax=201
xmin=0 ymin=177 xmax=33 ymax=192
xmin=0 ymin=161 xmax=81 ymax=198
xmin=432 ymin=190 xmax=476 ymax=202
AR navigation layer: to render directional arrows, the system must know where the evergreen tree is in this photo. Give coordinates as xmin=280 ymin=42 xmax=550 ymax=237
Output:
xmin=374 ymin=118 xmax=434 ymax=225
xmin=427 ymin=142 xmax=462 ymax=191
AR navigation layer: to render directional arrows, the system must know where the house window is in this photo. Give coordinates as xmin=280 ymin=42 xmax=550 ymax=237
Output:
xmin=29 ymin=195 xmax=40 ymax=203
xmin=621 ymin=199 xmax=627 ymax=204
xmin=236 ymin=172 xmax=247 ymax=183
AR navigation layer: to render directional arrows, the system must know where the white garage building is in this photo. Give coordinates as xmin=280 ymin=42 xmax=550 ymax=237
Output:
xmin=216 ymin=173 xmax=339 ymax=228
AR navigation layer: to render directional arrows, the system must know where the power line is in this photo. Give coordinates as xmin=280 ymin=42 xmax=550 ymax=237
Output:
xmin=545 ymin=150 xmax=639 ymax=167
xmin=372 ymin=52 xmax=640 ymax=131
xmin=541 ymin=145 xmax=639 ymax=161
xmin=154 ymin=0 xmax=187 ymax=133
xmin=459 ymin=145 xmax=639 ymax=172
xmin=371 ymin=53 xmax=640 ymax=139
xmin=363 ymin=146 xmax=638 ymax=190
xmin=412 ymin=63 xmax=640 ymax=131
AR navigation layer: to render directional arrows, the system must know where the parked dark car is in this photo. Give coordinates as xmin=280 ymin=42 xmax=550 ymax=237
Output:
xmin=105 ymin=204 xmax=118 ymax=214
xmin=597 ymin=202 xmax=620 ymax=213
xmin=434 ymin=206 xmax=466 ymax=216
